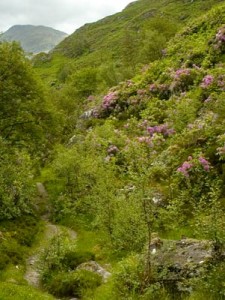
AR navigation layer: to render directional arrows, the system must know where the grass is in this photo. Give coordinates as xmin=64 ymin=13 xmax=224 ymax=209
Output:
xmin=33 ymin=54 xmax=71 ymax=84
xmin=160 ymin=226 xmax=196 ymax=240
xmin=0 ymin=282 xmax=54 ymax=300
xmin=59 ymin=215 xmax=102 ymax=255
xmin=0 ymin=215 xmax=57 ymax=299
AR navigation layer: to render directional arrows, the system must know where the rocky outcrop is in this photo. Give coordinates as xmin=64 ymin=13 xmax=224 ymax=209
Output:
xmin=77 ymin=261 xmax=111 ymax=282
xmin=151 ymin=237 xmax=218 ymax=292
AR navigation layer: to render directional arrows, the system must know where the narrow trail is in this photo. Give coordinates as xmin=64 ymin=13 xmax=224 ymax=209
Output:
xmin=24 ymin=222 xmax=77 ymax=288
xmin=24 ymin=183 xmax=77 ymax=290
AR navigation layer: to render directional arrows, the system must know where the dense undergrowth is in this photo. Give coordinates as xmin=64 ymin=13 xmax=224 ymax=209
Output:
xmin=40 ymin=2 xmax=225 ymax=298
xmin=2 ymin=0 xmax=225 ymax=299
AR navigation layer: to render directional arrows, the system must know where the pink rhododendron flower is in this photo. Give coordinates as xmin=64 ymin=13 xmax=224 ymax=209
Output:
xmin=147 ymin=124 xmax=175 ymax=137
xmin=102 ymin=92 xmax=118 ymax=110
xmin=177 ymin=161 xmax=193 ymax=177
xmin=198 ymin=156 xmax=210 ymax=171
xmin=137 ymin=136 xmax=153 ymax=146
xmin=200 ymin=75 xmax=214 ymax=88
xmin=173 ymin=68 xmax=191 ymax=80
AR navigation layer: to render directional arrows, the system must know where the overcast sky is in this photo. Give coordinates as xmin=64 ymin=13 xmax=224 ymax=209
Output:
xmin=0 ymin=0 xmax=134 ymax=34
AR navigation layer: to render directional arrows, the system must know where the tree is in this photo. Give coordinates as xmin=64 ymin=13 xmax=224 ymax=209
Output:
xmin=0 ymin=139 xmax=35 ymax=220
xmin=0 ymin=42 xmax=53 ymax=154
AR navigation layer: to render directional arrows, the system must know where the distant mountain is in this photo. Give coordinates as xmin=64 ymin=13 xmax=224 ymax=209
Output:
xmin=0 ymin=25 xmax=68 ymax=54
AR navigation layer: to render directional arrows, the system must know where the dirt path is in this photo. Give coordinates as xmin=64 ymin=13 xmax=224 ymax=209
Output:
xmin=24 ymin=222 xmax=77 ymax=288
xmin=25 ymin=183 xmax=76 ymax=289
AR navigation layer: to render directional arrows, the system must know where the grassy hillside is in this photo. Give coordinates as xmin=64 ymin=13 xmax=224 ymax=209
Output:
xmin=34 ymin=0 xmax=222 ymax=86
xmin=3 ymin=0 xmax=225 ymax=299
xmin=38 ymin=1 xmax=225 ymax=298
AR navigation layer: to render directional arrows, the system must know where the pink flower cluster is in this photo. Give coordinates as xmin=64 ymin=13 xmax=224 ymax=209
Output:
xmin=198 ymin=156 xmax=210 ymax=171
xmin=173 ymin=68 xmax=191 ymax=80
xmin=200 ymin=75 xmax=214 ymax=88
xmin=149 ymin=83 xmax=168 ymax=92
xmin=149 ymin=83 xmax=157 ymax=92
xmin=107 ymin=145 xmax=119 ymax=155
xmin=137 ymin=89 xmax=146 ymax=95
xmin=147 ymin=124 xmax=175 ymax=137
xmin=177 ymin=156 xmax=210 ymax=177
xmin=137 ymin=136 xmax=153 ymax=146
xmin=177 ymin=160 xmax=193 ymax=177
xmin=102 ymin=92 xmax=118 ymax=110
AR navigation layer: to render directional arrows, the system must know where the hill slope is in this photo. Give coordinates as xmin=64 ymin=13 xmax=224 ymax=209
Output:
xmin=34 ymin=0 xmax=223 ymax=86
xmin=38 ymin=1 xmax=225 ymax=298
xmin=3 ymin=0 xmax=225 ymax=299
xmin=0 ymin=25 xmax=68 ymax=54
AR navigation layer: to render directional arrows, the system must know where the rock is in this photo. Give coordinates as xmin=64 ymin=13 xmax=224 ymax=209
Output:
xmin=36 ymin=182 xmax=48 ymax=198
xmin=80 ymin=109 xmax=95 ymax=119
xmin=151 ymin=237 xmax=216 ymax=292
xmin=77 ymin=261 xmax=111 ymax=282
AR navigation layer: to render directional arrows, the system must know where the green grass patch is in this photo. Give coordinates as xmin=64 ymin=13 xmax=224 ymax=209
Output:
xmin=0 ymin=282 xmax=54 ymax=300
xmin=0 ymin=216 xmax=43 ymax=272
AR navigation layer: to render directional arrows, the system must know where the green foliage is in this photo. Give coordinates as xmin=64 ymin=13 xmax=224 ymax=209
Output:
xmin=35 ymin=0 xmax=221 ymax=90
xmin=190 ymin=262 xmax=225 ymax=300
xmin=0 ymin=42 xmax=51 ymax=152
xmin=0 ymin=216 xmax=40 ymax=270
xmin=4 ymin=1 xmax=225 ymax=299
xmin=44 ymin=269 xmax=101 ymax=298
xmin=61 ymin=250 xmax=95 ymax=270
xmin=0 ymin=142 xmax=35 ymax=220
xmin=0 ymin=282 xmax=54 ymax=300
xmin=113 ymin=254 xmax=143 ymax=298
xmin=55 ymin=33 xmax=90 ymax=58
xmin=42 ymin=231 xmax=77 ymax=272
xmin=39 ymin=2 xmax=225 ymax=297
xmin=41 ymin=228 xmax=98 ymax=298
xmin=68 ymin=67 xmax=99 ymax=98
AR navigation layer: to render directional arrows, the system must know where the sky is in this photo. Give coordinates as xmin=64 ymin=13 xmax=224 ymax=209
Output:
xmin=0 ymin=0 xmax=134 ymax=34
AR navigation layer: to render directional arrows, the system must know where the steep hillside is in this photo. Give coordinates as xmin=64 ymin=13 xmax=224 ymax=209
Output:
xmin=39 ymin=1 xmax=225 ymax=298
xmin=3 ymin=0 xmax=225 ymax=299
xmin=34 ymin=0 xmax=222 ymax=86
xmin=53 ymin=0 xmax=220 ymax=58
xmin=0 ymin=25 xmax=68 ymax=54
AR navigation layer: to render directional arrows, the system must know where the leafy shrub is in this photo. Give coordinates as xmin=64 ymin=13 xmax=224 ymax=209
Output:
xmin=45 ymin=269 xmax=101 ymax=298
xmin=113 ymin=254 xmax=143 ymax=298
xmin=191 ymin=262 xmax=225 ymax=300
xmin=0 ymin=215 xmax=40 ymax=247
xmin=0 ymin=215 xmax=40 ymax=270
xmin=0 ymin=253 xmax=10 ymax=270
xmin=60 ymin=250 xmax=95 ymax=270
xmin=0 ymin=239 xmax=25 ymax=268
